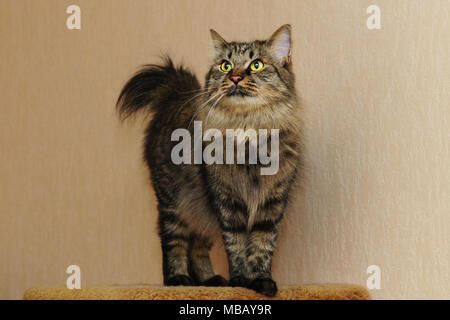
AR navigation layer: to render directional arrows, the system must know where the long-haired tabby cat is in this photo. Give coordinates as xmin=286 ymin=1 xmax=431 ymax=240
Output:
xmin=117 ymin=25 xmax=302 ymax=297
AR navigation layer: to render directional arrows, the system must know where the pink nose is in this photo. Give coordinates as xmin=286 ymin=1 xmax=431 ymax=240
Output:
xmin=229 ymin=75 xmax=243 ymax=84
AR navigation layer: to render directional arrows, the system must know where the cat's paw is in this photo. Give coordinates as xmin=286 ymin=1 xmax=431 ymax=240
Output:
xmin=229 ymin=275 xmax=250 ymax=288
xmin=247 ymin=278 xmax=278 ymax=297
xmin=203 ymin=275 xmax=228 ymax=286
xmin=166 ymin=275 xmax=194 ymax=286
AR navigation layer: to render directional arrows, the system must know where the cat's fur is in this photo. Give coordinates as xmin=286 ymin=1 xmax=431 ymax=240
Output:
xmin=117 ymin=25 xmax=302 ymax=297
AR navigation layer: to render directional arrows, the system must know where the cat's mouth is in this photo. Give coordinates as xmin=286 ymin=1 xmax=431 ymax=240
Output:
xmin=226 ymin=86 xmax=253 ymax=97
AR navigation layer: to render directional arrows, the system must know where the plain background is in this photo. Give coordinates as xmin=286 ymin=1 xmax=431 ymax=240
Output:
xmin=0 ymin=0 xmax=449 ymax=299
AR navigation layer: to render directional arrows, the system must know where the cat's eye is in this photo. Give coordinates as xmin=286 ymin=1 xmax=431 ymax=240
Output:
xmin=250 ymin=60 xmax=264 ymax=72
xmin=220 ymin=61 xmax=232 ymax=72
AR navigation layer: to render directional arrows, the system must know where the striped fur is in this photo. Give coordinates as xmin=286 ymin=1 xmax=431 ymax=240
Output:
xmin=117 ymin=25 xmax=303 ymax=297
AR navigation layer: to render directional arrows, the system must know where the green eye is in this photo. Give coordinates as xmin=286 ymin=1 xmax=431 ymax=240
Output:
xmin=220 ymin=61 xmax=232 ymax=72
xmin=250 ymin=60 xmax=264 ymax=71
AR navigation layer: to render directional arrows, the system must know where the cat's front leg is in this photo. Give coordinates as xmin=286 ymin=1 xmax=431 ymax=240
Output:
xmin=216 ymin=197 xmax=250 ymax=287
xmin=245 ymin=197 xmax=286 ymax=297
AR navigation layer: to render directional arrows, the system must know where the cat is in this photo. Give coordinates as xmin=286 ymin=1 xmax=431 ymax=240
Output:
xmin=116 ymin=25 xmax=303 ymax=297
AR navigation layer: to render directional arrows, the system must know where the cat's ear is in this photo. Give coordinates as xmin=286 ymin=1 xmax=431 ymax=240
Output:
xmin=268 ymin=24 xmax=292 ymax=66
xmin=210 ymin=29 xmax=228 ymax=52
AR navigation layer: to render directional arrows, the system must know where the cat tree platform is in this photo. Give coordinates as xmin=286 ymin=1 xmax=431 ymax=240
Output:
xmin=23 ymin=284 xmax=370 ymax=300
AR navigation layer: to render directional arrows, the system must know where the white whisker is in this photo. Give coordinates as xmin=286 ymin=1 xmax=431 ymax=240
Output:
xmin=204 ymin=93 xmax=225 ymax=128
xmin=187 ymin=91 xmax=223 ymax=129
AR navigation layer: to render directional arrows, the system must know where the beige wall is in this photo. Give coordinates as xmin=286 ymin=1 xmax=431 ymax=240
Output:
xmin=1 ymin=0 xmax=449 ymax=299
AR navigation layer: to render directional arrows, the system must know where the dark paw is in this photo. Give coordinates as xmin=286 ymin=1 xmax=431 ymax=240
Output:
xmin=166 ymin=275 xmax=194 ymax=286
xmin=247 ymin=278 xmax=278 ymax=297
xmin=229 ymin=275 xmax=250 ymax=288
xmin=203 ymin=275 xmax=228 ymax=287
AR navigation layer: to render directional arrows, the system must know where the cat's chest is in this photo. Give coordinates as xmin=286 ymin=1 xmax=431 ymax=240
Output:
xmin=207 ymin=163 xmax=277 ymax=205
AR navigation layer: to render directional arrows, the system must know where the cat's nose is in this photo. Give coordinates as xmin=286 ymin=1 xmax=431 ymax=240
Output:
xmin=229 ymin=75 xmax=243 ymax=84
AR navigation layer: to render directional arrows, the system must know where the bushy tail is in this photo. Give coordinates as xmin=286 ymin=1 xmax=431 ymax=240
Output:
xmin=116 ymin=57 xmax=200 ymax=119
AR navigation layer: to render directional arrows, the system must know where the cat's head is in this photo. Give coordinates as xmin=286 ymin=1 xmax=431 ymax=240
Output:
xmin=205 ymin=25 xmax=294 ymax=108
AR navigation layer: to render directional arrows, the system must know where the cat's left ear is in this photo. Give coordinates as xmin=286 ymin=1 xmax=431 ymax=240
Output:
xmin=268 ymin=24 xmax=292 ymax=66
xmin=210 ymin=29 xmax=228 ymax=51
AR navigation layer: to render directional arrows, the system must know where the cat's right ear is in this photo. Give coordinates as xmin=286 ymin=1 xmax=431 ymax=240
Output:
xmin=268 ymin=24 xmax=292 ymax=67
xmin=210 ymin=29 xmax=228 ymax=52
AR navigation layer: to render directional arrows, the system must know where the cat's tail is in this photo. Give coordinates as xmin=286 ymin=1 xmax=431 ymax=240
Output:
xmin=116 ymin=57 xmax=200 ymax=119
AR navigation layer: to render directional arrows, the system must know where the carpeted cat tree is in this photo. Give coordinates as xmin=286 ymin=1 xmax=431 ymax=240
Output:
xmin=23 ymin=284 xmax=370 ymax=300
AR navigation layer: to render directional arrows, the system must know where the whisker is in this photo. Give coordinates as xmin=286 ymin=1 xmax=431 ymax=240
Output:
xmin=177 ymin=87 xmax=210 ymax=95
xmin=180 ymin=89 xmax=210 ymax=108
xmin=175 ymin=89 xmax=212 ymax=118
xmin=204 ymin=93 xmax=225 ymax=128
xmin=187 ymin=90 xmax=223 ymax=129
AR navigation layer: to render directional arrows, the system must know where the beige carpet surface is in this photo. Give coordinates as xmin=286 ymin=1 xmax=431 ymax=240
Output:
xmin=23 ymin=284 xmax=370 ymax=300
